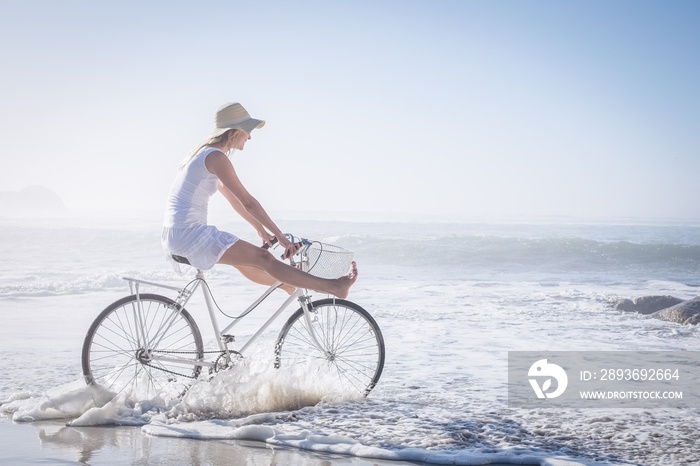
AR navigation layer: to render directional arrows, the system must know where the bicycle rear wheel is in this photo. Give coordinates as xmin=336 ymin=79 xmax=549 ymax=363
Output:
xmin=275 ymin=298 xmax=385 ymax=397
xmin=82 ymin=293 xmax=204 ymax=402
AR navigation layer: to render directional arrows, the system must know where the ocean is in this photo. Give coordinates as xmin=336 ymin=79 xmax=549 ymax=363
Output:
xmin=1 ymin=212 xmax=699 ymax=465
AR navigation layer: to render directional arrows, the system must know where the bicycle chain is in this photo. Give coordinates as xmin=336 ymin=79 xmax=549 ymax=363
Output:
xmin=144 ymin=349 xmax=241 ymax=379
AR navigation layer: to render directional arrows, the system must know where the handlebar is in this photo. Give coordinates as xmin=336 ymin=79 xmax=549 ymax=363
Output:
xmin=261 ymin=235 xmax=309 ymax=260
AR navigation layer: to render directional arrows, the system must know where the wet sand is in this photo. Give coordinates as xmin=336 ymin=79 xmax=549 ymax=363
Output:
xmin=0 ymin=417 xmax=430 ymax=466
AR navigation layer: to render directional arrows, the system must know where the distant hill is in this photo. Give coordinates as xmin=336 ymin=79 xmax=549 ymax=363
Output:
xmin=0 ymin=186 xmax=67 ymax=217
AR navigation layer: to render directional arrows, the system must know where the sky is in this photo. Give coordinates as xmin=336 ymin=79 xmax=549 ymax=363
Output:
xmin=1 ymin=0 xmax=699 ymax=222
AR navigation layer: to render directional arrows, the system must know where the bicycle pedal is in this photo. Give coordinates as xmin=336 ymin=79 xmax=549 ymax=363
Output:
xmin=222 ymin=334 xmax=235 ymax=343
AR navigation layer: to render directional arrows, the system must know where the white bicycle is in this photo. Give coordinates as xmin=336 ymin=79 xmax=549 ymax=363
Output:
xmin=81 ymin=237 xmax=385 ymax=401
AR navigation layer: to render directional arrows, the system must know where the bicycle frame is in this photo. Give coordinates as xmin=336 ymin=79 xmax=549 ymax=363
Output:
xmin=123 ymin=270 xmax=326 ymax=370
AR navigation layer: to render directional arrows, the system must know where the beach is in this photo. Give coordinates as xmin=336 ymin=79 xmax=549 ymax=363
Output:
xmin=3 ymin=2 xmax=700 ymax=464
xmin=1 ymin=214 xmax=699 ymax=465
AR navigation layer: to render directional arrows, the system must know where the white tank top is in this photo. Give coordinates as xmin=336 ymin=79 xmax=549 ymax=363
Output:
xmin=163 ymin=147 xmax=221 ymax=228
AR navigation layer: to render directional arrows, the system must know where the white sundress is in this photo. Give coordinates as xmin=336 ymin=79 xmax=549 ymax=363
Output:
xmin=162 ymin=147 xmax=239 ymax=270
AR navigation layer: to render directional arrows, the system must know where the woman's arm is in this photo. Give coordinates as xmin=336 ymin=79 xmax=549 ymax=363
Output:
xmin=205 ymin=151 xmax=290 ymax=249
xmin=218 ymin=181 xmax=275 ymax=245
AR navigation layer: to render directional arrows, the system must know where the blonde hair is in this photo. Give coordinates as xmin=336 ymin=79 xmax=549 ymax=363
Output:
xmin=178 ymin=129 xmax=241 ymax=170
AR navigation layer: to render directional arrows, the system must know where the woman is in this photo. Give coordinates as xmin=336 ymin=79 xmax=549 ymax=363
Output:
xmin=162 ymin=102 xmax=357 ymax=298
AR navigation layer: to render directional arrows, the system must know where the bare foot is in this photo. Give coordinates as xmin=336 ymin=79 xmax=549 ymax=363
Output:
xmin=334 ymin=261 xmax=358 ymax=299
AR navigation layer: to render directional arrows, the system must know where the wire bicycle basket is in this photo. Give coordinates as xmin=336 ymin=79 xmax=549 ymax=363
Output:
xmin=300 ymin=241 xmax=354 ymax=279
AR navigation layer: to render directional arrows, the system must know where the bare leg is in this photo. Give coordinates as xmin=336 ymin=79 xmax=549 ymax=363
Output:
xmin=235 ymin=265 xmax=296 ymax=295
xmin=218 ymin=240 xmax=358 ymax=299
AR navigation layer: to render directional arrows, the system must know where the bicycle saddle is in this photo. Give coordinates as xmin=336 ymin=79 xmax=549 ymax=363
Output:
xmin=171 ymin=254 xmax=191 ymax=265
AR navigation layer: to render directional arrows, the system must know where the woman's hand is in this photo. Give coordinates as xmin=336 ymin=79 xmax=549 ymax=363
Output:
xmin=257 ymin=229 xmax=276 ymax=248
xmin=277 ymin=235 xmax=301 ymax=260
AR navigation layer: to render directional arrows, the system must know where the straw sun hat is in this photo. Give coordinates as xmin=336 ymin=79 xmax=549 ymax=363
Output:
xmin=212 ymin=102 xmax=265 ymax=137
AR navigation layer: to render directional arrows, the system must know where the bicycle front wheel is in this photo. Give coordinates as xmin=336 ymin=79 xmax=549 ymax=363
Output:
xmin=82 ymin=293 xmax=204 ymax=402
xmin=275 ymin=298 xmax=385 ymax=397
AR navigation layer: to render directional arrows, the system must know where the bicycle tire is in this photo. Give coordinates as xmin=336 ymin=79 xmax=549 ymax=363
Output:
xmin=274 ymin=298 xmax=385 ymax=397
xmin=81 ymin=293 xmax=204 ymax=402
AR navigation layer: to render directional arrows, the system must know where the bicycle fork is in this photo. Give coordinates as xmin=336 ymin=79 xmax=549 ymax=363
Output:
xmin=298 ymin=295 xmax=331 ymax=357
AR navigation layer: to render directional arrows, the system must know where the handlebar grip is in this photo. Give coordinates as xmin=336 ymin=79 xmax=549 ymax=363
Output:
xmin=261 ymin=237 xmax=279 ymax=250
